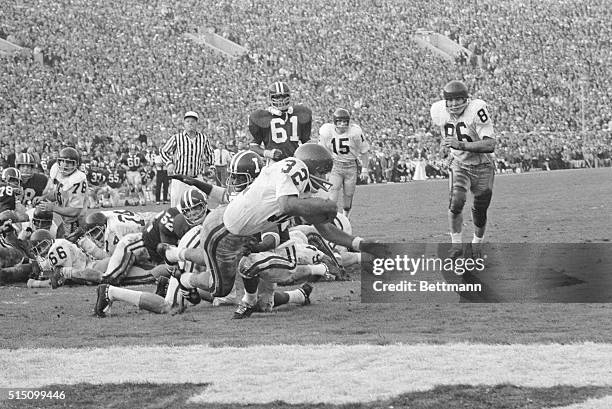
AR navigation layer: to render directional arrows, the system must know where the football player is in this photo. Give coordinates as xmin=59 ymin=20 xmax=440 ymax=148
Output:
xmin=0 ymin=168 xmax=28 ymax=218
xmin=249 ymin=81 xmax=312 ymax=162
xmin=99 ymin=189 xmax=204 ymax=285
xmin=161 ymin=143 xmax=390 ymax=319
xmin=168 ymin=151 xmax=330 ymax=311
xmin=75 ymin=210 xmax=147 ymax=259
xmin=16 ymin=152 xmax=48 ymax=207
xmin=121 ymin=144 xmax=148 ymax=206
xmin=431 ymin=80 xmax=497 ymax=258
xmin=94 ymin=223 xmax=205 ymax=317
xmin=86 ymin=159 xmax=109 ymax=209
xmin=27 ymin=228 xmax=155 ymax=289
xmin=37 ymin=147 xmax=88 ymax=236
xmin=318 ymin=108 xmax=370 ymax=219
xmin=98 ymin=163 xmax=126 ymax=207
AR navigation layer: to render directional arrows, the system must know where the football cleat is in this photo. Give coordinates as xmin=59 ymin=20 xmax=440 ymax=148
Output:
xmin=94 ymin=284 xmax=112 ymax=317
xmin=300 ymin=283 xmax=313 ymax=306
xmin=155 ymin=276 xmax=169 ymax=298
xmin=232 ymin=302 xmax=256 ymax=319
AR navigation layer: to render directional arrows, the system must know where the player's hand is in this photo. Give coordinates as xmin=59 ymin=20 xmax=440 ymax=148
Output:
xmin=157 ymin=243 xmax=184 ymax=264
xmin=360 ymin=169 xmax=369 ymax=180
xmin=31 ymin=196 xmax=43 ymax=206
xmin=36 ymin=201 xmax=56 ymax=213
xmin=442 ymin=136 xmax=463 ymax=150
xmin=263 ymin=149 xmax=283 ymax=161
xmin=0 ymin=213 xmax=13 ymax=233
xmin=167 ymin=164 xmax=175 ymax=176
xmin=358 ymin=240 xmax=393 ymax=259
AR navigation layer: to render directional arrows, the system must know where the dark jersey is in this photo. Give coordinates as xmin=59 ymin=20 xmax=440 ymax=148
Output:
xmin=248 ymin=104 xmax=312 ymax=160
xmin=121 ymin=153 xmax=147 ymax=172
xmin=0 ymin=182 xmax=17 ymax=212
xmin=18 ymin=173 xmax=48 ymax=205
xmin=107 ymin=168 xmax=126 ymax=189
xmin=87 ymin=167 xmax=109 ymax=187
xmin=142 ymin=207 xmax=189 ymax=263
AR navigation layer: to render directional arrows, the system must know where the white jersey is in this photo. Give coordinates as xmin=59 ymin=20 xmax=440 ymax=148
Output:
xmin=47 ymin=238 xmax=89 ymax=272
xmin=100 ymin=210 xmax=146 ymax=254
xmin=431 ymin=98 xmax=495 ymax=165
xmin=318 ymin=123 xmax=369 ymax=164
xmin=223 ymin=158 xmax=310 ymax=236
xmin=49 ymin=163 xmax=88 ymax=224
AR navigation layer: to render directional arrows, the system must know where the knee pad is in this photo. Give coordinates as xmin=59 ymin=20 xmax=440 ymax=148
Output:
xmin=449 ymin=187 xmax=467 ymax=214
xmin=472 ymin=190 xmax=493 ymax=228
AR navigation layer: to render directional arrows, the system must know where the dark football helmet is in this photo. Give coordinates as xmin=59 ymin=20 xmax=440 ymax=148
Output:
xmin=268 ymin=81 xmax=291 ymax=112
xmin=84 ymin=212 xmax=108 ymax=246
xmin=294 ymin=143 xmax=333 ymax=192
xmin=227 ymin=151 xmax=263 ymax=193
xmin=30 ymin=229 xmax=54 ymax=258
xmin=179 ymin=188 xmax=208 ymax=224
xmin=2 ymin=167 xmax=22 ymax=189
xmin=333 ymin=108 xmax=351 ymax=134
xmin=15 ymin=153 xmax=37 ymax=182
xmin=32 ymin=208 xmax=54 ymax=231
xmin=58 ymin=147 xmax=80 ymax=176
xmin=443 ymin=80 xmax=469 ymax=115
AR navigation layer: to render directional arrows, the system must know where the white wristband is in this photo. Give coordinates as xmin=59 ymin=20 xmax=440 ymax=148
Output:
xmin=351 ymin=236 xmax=364 ymax=252
xmin=178 ymin=248 xmax=187 ymax=262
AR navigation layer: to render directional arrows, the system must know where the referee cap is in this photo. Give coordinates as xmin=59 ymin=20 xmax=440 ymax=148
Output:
xmin=184 ymin=111 xmax=199 ymax=121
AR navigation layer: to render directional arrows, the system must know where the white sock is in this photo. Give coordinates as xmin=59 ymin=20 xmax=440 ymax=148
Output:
xmin=287 ymin=289 xmax=306 ymax=304
xmin=309 ymin=264 xmax=328 ymax=276
xmin=27 ymin=279 xmax=51 ymax=288
xmin=472 ymin=234 xmax=484 ymax=244
xmin=242 ymin=291 xmax=258 ymax=306
xmin=108 ymin=286 xmax=142 ymax=307
xmin=451 ymin=232 xmax=462 ymax=244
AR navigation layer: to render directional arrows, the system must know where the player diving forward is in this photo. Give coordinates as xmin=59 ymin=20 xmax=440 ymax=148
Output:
xmin=160 ymin=144 xmax=390 ymax=319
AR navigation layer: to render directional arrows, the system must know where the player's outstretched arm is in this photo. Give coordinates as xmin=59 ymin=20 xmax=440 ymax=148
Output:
xmin=278 ymin=196 xmax=337 ymax=221
xmin=168 ymin=175 xmax=227 ymax=204
xmin=315 ymin=222 xmax=392 ymax=259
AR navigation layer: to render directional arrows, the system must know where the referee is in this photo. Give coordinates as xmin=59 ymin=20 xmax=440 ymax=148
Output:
xmin=160 ymin=111 xmax=214 ymax=207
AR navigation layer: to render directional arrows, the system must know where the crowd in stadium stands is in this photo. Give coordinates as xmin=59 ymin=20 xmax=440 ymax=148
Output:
xmin=1 ymin=0 xmax=610 ymax=191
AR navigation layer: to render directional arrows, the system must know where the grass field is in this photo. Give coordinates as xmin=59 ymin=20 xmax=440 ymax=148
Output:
xmin=1 ymin=168 xmax=611 ymax=408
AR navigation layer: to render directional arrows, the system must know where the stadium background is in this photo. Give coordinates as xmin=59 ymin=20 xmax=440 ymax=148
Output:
xmin=1 ymin=0 xmax=612 ymax=408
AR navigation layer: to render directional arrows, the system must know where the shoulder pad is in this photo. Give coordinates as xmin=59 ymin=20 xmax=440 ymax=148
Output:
xmin=318 ymin=123 xmax=334 ymax=137
xmin=292 ymin=105 xmax=312 ymax=122
xmin=468 ymin=99 xmax=487 ymax=111
xmin=249 ymin=110 xmax=273 ymax=128
xmin=430 ymin=100 xmax=447 ymax=124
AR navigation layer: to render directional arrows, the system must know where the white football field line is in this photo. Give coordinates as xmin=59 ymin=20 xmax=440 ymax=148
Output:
xmin=1 ymin=343 xmax=611 ymax=404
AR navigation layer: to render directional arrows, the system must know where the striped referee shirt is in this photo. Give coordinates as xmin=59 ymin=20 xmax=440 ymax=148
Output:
xmin=160 ymin=130 xmax=214 ymax=177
